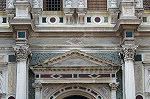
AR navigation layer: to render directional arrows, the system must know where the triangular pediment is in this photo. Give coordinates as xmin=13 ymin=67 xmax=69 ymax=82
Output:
xmin=36 ymin=50 xmax=118 ymax=67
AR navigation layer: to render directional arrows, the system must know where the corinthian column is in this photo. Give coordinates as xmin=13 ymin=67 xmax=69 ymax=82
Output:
xmin=109 ymin=82 xmax=119 ymax=99
xmin=32 ymin=83 xmax=42 ymax=99
xmin=13 ymin=45 xmax=30 ymax=99
xmin=122 ymin=45 xmax=138 ymax=99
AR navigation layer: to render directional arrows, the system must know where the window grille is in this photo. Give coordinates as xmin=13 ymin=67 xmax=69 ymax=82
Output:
xmin=143 ymin=0 xmax=150 ymax=10
xmin=0 ymin=0 xmax=6 ymax=11
xmin=88 ymin=0 xmax=107 ymax=11
xmin=43 ymin=0 xmax=63 ymax=11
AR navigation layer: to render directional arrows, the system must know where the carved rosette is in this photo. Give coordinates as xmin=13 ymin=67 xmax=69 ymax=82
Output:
xmin=122 ymin=45 xmax=138 ymax=61
xmin=13 ymin=45 xmax=30 ymax=61
xmin=109 ymin=82 xmax=119 ymax=90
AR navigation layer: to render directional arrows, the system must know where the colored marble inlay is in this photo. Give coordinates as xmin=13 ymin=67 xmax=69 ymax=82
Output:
xmin=38 ymin=74 xmax=111 ymax=78
xmin=41 ymin=74 xmax=51 ymax=78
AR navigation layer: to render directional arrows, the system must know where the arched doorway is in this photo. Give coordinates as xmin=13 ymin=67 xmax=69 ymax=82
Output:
xmin=63 ymin=95 xmax=89 ymax=99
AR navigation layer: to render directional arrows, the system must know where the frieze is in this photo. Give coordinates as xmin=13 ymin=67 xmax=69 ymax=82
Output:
xmin=35 ymin=73 xmax=115 ymax=79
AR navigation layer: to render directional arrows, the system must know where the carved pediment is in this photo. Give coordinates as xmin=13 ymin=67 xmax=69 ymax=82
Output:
xmin=35 ymin=50 xmax=118 ymax=67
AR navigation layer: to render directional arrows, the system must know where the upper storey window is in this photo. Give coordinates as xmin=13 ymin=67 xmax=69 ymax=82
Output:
xmin=143 ymin=0 xmax=150 ymax=10
xmin=43 ymin=0 xmax=63 ymax=11
xmin=88 ymin=0 xmax=107 ymax=11
xmin=0 ymin=0 xmax=6 ymax=11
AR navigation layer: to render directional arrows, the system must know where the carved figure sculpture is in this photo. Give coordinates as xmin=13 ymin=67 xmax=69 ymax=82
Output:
xmin=66 ymin=0 xmax=72 ymax=7
xmin=78 ymin=0 xmax=84 ymax=8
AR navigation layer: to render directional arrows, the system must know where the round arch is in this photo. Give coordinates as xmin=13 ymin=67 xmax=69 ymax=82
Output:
xmin=56 ymin=90 xmax=96 ymax=99
xmin=47 ymin=86 xmax=105 ymax=99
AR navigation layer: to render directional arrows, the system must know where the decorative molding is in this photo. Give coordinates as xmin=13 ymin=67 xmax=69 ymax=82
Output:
xmin=122 ymin=45 xmax=138 ymax=60
xmin=13 ymin=45 xmax=31 ymax=61
xmin=109 ymin=82 xmax=119 ymax=90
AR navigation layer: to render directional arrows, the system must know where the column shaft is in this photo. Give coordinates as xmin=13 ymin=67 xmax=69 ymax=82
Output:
xmin=125 ymin=59 xmax=135 ymax=99
xmin=111 ymin=90 xmax=116 ymax=99
xmin=16 ymin=60 xmax=27 ymax=99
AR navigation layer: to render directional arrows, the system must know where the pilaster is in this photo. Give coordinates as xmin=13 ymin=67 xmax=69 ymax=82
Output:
xmin=109 ymin=82 xmax=119 ymax=99
xmin=32 ymin=83 xmax=42 ymax=99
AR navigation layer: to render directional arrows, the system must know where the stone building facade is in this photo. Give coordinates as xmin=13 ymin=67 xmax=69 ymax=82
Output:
xmin=0 ymin=0 xmax=150 ymax=99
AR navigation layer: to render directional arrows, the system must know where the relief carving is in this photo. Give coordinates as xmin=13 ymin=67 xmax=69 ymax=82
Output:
xmin=78 ymin=0 xmax=84 ymax=8
xmin=33 ymin=0 xmax=40 ymax=8
xmin=109 ymin=82 xmax=119 ymax=90
xmin=13 ymin=45 xmax=31 ymax=61
xmin=8 ymin=0 xmax=14 ymax=8
xmin=66 ymin=0 xmax=72 ymax=7
xmin=122 ymin=45 xmax=138 ymax=61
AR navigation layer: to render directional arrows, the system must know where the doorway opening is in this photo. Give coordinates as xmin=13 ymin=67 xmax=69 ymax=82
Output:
xmin=63 ymin=95 xmax=89 ymax=99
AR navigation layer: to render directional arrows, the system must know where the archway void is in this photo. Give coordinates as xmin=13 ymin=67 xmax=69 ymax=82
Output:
xmin=63 ymin=95 xmax=89 ymax=99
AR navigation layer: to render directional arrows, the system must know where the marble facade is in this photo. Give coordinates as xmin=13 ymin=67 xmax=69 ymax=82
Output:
xmin=0 ymin=0 xmax=149 ymax=99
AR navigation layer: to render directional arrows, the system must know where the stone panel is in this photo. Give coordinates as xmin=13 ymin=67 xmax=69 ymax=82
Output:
xmin=30 ymin=37 xmax=120 ymax=46
xmin=134 ymin=62 xmax=143 ymax=94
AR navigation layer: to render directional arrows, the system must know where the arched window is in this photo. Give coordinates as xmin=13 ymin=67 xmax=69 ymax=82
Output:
xmin=43 ymin=0 xmax=63 ymax=11
xmin=0 ymin=0 xmax=6 ymax=11
xmin=8 ymin=96 xmax=15 ymax=99
xmin=136 ymin=95 xmax=143 ymax=99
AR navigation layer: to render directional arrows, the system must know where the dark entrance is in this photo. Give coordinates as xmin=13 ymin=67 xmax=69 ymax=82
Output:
xmin=63 ymin=95 xmax=89 ymax=99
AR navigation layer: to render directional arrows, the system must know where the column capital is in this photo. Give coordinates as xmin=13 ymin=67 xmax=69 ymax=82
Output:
xmin=32 ymin=82 xmax=42 ymax=90
xmin=109 ymin=82 xmax=119 ymax=90
xmin=122 ymin=45 xmax=138 ymax=61
xmin=13 ymin=45 xmax=31 ymax=61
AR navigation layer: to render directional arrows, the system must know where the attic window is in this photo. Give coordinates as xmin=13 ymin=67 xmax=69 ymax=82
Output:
xmin=43 ymin=0 xmax=63 ymax=11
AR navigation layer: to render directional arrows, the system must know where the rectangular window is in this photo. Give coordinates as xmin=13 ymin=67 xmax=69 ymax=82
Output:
xmin=0 ymin=0 xmax=6 ymax=11
xmin=87 ymin=17 xmax=91 ymax=23
xmin=43 ymin=0 xmax=63 ymax=11
xmin=17 ymin=31 xmax=26 ymax=39
xmin=125 ymin=31 xmax=133 ymax=38
xmin=8 ymin=55 xmax=16 ymax=62
xmin=2 ymin=17 xmax=7 ymax=23
xmin=59 ymin=17 xmax=63 ymax=23
xmin=104 ymin=17 xmax=108 ymax=23
xmin=73 ymin=74 xmax=78 ymax=78
xmin=42 ymin=17 xmax=46 ymax=23
xmin=88 ymin=0 xmax=107 ymax=11
xmin=143 ymin=17 xmax=147 ymax=22
xmin=134 ymin=54 xmax=142 ymax=61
